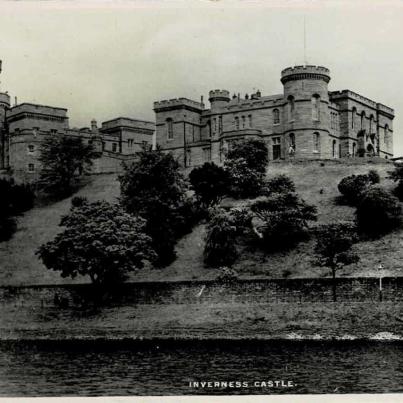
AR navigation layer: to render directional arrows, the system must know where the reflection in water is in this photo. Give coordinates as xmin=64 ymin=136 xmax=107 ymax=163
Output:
xmin=0 ymin=340 xmax=402 ymax=396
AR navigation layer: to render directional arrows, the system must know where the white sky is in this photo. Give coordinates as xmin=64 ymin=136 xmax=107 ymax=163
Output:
xmin=0 ymin=0 xmax=402 ymax=155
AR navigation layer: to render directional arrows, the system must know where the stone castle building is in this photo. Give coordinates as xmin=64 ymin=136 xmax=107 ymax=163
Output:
xmin=0 ymin=62 xmax=155 ymax=182
xmin=154 ymin=65 xmax=395 ymax=167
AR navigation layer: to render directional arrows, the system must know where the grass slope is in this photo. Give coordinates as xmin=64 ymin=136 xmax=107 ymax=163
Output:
xmin=1 ymin=159 xmax=402 ymax=286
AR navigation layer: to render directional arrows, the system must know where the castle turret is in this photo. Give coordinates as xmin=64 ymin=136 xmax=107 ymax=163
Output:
xmin=209 ymin=89 xmax=230 ymax=111
xmin=0 ymin=59 xmax=11 ymax=169
xmin=280 ymin=65 xmax=332 ymax=158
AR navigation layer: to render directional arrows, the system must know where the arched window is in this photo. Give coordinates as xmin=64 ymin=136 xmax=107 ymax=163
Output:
xmin=360 ymin=111 xmax=366 ymax=130
xmin=311 ymin=94 xmax=320 ymax=121
xmin=273 ymin=109 xmax=280 ymax=124
xmin=235 ymin=117 xmax=239 ymax=130
xmin=287 ymin=95 xmax=295 ymax=122
xmin=385 ymin=124 xmax=389 ymax=148
xmin=248 ymin=115 xmax=252 ymax=127
xmin=289 ymin=133 xmax=296 ymax=150
xmin=166 ymin=118 xmax=174 ymax=140
xmin=207 ymin=120 xmax=211 ymax=138
xmin=351 ymin=107 xmax=357 ymax=129
xmin=352 ymin=142 xmax=356 ymax=157
xmin=369 ymin=115 xmax=374 ymax=134
xmin=332 ymin=140 xmax=337 ymax=158
xmin=242 ymin=116 xmax=246 ymax=129
xmin=313 ymin=132 xmax=320 ymax=152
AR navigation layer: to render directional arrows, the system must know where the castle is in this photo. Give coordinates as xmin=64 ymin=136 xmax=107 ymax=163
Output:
xmin=0 ymin=62 xmax=155 ymax=182
xmin=154 ymin=65 xmax=395 ymax=166
xmin=0 ymin=63 xmax=396 ymax=183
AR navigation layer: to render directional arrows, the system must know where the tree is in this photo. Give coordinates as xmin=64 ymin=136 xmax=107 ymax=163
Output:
xmin=119 ymin=147 xmax=196 ymax=266
xmin=356 ymin=186 xmax=401 ymax=237
xmin=38 ymin=135 xmax=95 ymax=196
xmin=189 ymin=162 xmax=229 ymax=208
xmin=315 ymin=223 xmax=360 ymax=302
xmin=226 ymin=138 xmax=268 ymax=173
xmin=338 ymin=171 xmax=380 ymax=206
xmin=204 ymin=208 xmax=252 ymax=268
xmin=263 ymin=174 xmax=296 ymax=195
xmin=250 ymin=192 xmax=317 ymax=251
xmin=36 ymin=200 xmax=156 ymax=287
xmin=388 ymin=164 xmax=403 ymax=201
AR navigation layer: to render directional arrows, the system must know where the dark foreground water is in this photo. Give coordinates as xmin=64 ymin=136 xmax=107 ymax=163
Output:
xmin=0 ymin=339 xmax=402 ymax=396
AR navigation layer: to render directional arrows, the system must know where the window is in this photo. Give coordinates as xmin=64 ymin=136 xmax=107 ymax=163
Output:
xmin=332 ymin=140 xmax=337 ymax=158
xmin=313 ymin=132 xmax=320 ymax=152
xmin=235 ymin=117 xmax=239 ymax=130
xmin=166 ymin=118 xmax=173 ymax=140
xmin=27 ymin=144 xmax=35 ymax=153
xmin=218 ymin=116 xmax=223 ymax=134
xmin=360 ymin=111 xmax=365 ymax=130
xmin=385 ymin=125 xmax=389 ymax=147
xmin=351 ymin=107 xmax=357 ymax=129
xmin=186 ymin=148 xmax=192 ymax=167
xmin=352 ymin=142 xmax=356 ymax=157
xmin=287 ymin=96 xmax=295 ymax=122
xmin=102 ymin=141 xmax=105 ymax=150
xmin=112 ymin=143 xmax=117 ymax=152
xmin=289 ymin=133 xmax=296 ymax=150
xmin=28 ymin=163 xmax=35 ymax=172
xmin=369 ymin=115 xmax=374 ymax=134
xmin=203 ymin=147 xmax=211 ymax=162
xmin=128 ymin=139 xmax=134 ymax=148
xmin=248 ymin=115 xmax=252 ymax=128
xmin=15 ymin=128 xmax=20 ymax=134
xmin=50 ymin=129 xmax=57 ymax=135
xmin=311 ymin=94 xmax=320 ymax=121
xmin=242 ymin=116 xmax=246 ymax=129
xmin=214 ymin=118 xmax=217 ymax=132
xmin=273 ymin=109 xmax=280 ymax=125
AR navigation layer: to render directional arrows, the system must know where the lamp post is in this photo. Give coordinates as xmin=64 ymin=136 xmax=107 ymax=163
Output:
xmin=378 ymin=263 xmax=384 ymax=302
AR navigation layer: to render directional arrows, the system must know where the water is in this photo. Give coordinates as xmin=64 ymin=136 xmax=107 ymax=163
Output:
xmin=0 ymin=339 xmax=402 ymax=396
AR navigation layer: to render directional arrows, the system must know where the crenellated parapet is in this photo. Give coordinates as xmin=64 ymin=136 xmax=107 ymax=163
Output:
xmin=281 ymin=65 xmax=331 ymax=84
xmin=0 ymin=93 xmax=10 ymax=107
xmin=153 ymin=98 xmax=204 ymax=112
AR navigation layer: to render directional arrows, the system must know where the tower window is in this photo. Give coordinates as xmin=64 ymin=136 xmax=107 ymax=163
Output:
xmin=128 ymin=139 xmax=134 ymax=148
xmin=360 ymin=111 xmax=366 ymax=130
xmin=332 ymin=140 xmax=337 ymax=158
xmin=112 ymin=143 xmax=117 ymax=152
xmin=27 ymin=144 xmax=35 ymax=153
xmin=351 ymin=107 xmax=357 ymax=129
xmin=248 ymin=115 xmax=252 ymax=127
xmin=28 ymin=163 xmax=35 ymax=172
xmin=313 ymin=132 xmax=320 ymax=152
xmin=203 ymin=147 xmax=211 ymax=162
xmin=289 ymin=133 xmax=296 ymax=151
xmin=242 ymin=116 xmax=246 ymax=129
xmin=218 ymin=116 xmax=223 ymax=134
xmin=166 ymin=118 xmax=174 ymax=140
xmin=287 ymin=96 xmax=295 ymax=122
xmin=235 ymin=117 xmax=239 ymax=130
xmin=273 ymin=109 xmax=280 ymax=125
xmin=311 ymin=94 xmax=320 ymax=121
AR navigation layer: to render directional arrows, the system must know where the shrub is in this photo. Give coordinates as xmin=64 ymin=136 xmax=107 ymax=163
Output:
xmin=226 ymin=138 xmax=268 ymax=174
xmin=393 ymin=180 xmax=403 ymax=201
xmin=264 ymin=174 xmax=296 ymax=195
xmin=71 ymin=196 xmax=88 ymax=208
xmin=0 ymin=216 xmax=17 ymax=242
xmin=189 ymin=162 xmax=229 ymax=208
xmin=250 ymin=192 xmax=317 ymax=251
xmin=368 ymin=169 xmax=380 ymax=184
xmin=356 ymin=186 xmax=401 ymax=236
xmin=37 ymin=201 xmax=156 ymax=287
xmin=224 ymin=157 xmax=265 ymax=199
xmin=337 ymin=174 xmax=372 ymax=205
xmin=10 ymin=183 xmax=35 ymax=214
xmin=216 ymin=267 xmax=239 ymax=283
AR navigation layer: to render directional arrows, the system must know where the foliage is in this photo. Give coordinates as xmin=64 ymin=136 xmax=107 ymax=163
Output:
xmin=38 ymin=135 xmax=95 ymax=197
xmin=263 ymin=174 xmax=296 ymax=195
xmin=71 ymin=196 xmax=88 ymax=208
xmin=388 ymin=164 xmax=403 ymax=201
xmin=224 ymin=157 xmax=265 ymax=199
xmin=119 ymin=147 xmax=197 ymax=266
xmin=250 ymin=192 xmax=317 ymax=251
xmin=189 ymin=162 xmax=230 ymax=208
xmin=367 ymin=169 xmax=380 ymax=184
xmin=215 ymin=266 xmax=239 ymax=283
xmin=356 ymin=186 xmax=401 ymax=237
xmin=337 ymin=174 xmax=373 ymax=206
xmin=314 ymin=222 xmax=360 ymax=302
xmin=36 ymin=200 xmax=156 ymax=286
xmin=0 ymin=178 xmax=35 ymax=242
xmin=393 ymin=180 xmax=403 ymax=201
xmin=226 ymin=138 xmax=269 ymax=174
xmin=204 ymin=208 xmax=252 ymax=268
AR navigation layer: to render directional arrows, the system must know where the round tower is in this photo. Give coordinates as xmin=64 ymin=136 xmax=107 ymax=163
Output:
xmin=209 ymin=89 xmax=230 ymax=111
xmin=280 ymin=65 xmax=331 ymax=159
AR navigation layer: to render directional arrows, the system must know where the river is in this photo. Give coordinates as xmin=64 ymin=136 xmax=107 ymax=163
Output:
xmin=0 ymin=339 xmax=402 ymax=396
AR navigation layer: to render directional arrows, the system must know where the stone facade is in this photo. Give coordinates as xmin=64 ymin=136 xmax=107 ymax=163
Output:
xmin=154 ymin=65 xmax=395 ymax=167
xmin=0 ymin=65 xmax=155 ymax=182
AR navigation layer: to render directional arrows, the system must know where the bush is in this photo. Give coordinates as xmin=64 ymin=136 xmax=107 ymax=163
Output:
xmin=224 ymin=157 xmax=265 ymax=199
xmin=0 ymin=216 xmax=17 ymax=242
xmin=368 ymin=169 xmax=380 ymax=184
xmin=250 ymin=192 xmax=317 ymax=251
xmin=338 ymin=174 xmax=372 ymax=206
xmin=393 ymin=180 xmax=403 ymax=201
xmin=264 ymin=174 xmax=296 ymax=195
xmin=226 ymin=138 xmax=268 ymax=174
xmin=189 ymin=162 xmax=229 ymax=208
xmin=356 ymin=186 xmax=401 ymax=236
xmin=71 ymin=196 xmax=88 ymax=208
xmin=216 ymin=266 xmax=239 ymax=283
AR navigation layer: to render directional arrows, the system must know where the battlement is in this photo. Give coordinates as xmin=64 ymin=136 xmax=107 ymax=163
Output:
xmin=209 ymin=89 xmax=230 ymax=101
xmin=281 ymin=65 xmax=330 ymax=84
xmin=377 ymin=103 xmax=394 ymax=116
xmin=154 ymin=98 xmax=204 ymax=111
xmin=8 ymin=103 xmax=68 ymax=119
xmin=0 ymin=93 xmax=10 ymax=107
xmin=101 ymin=117 xmax=155 ymax=132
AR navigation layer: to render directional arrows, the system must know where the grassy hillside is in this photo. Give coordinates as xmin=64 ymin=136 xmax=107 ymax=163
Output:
xmin=1 ymin=158 xmax=402 ymax=286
